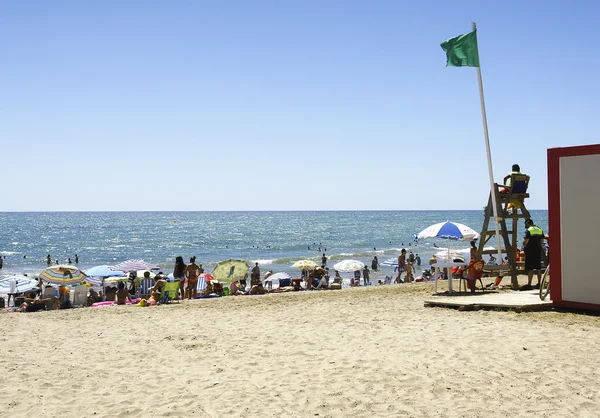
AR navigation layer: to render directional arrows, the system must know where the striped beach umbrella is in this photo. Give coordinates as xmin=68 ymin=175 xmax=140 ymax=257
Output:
xmin=0 ymin=275 xmax=39 ymax=294
xmin=416 ymin=221 xmax=479 ymax=241
xmin=110 ymin=259 xmax=159 ymax=272
xmin=39 ymin=265 xmax=87 ymax=286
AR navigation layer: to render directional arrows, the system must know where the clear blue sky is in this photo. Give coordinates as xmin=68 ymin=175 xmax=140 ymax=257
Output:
xmin=2 ymin=0 xmax=598 ymax=211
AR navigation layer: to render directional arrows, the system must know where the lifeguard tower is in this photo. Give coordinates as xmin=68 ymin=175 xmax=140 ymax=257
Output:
xmin=476 ymin=173 xmax=531 ymax=288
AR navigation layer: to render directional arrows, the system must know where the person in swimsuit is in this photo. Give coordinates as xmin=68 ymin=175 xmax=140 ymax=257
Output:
xmin=115 ymin=281 xmax=132 ymax=305
xmin=173 ymin=256 xmax=186 ymax=301
xmin=185 ymin=257 xmax=200 ymax=300
xmin=397 ymin=249 xmax=407 ymax=283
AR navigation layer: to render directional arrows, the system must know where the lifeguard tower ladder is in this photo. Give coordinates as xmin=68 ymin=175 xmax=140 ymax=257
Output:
xmin=476 ymin=174 xmax=531 ymax=289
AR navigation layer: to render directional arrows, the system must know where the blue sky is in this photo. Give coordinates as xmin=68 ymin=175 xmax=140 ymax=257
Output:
xmin=2 ymin=0 xmax=598 ymax=211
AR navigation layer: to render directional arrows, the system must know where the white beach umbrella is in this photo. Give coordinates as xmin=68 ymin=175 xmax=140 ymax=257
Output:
xmin=264 ymin=272 xmax=292 ymax=282
xmin=333 ymin=259 xmax=365 ymax=272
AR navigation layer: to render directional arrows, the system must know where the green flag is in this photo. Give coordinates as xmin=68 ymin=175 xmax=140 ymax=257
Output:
xmin=441 ymin=30 xmax=479 ymax=67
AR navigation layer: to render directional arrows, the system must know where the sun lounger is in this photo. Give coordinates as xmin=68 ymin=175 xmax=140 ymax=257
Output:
xmin=43 ymin=286 xmax=58 ymax=310
xmin=72 ymin=285 xmax=88 ymax=307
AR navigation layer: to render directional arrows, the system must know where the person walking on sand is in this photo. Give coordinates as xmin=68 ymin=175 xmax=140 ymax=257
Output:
xmin=362 ymin=265 xmax=370 ymax=286
xmin=185 ymin=256 xmax=201 ymax=299
xmin=173 ymin=256 xmax=187 ymax=301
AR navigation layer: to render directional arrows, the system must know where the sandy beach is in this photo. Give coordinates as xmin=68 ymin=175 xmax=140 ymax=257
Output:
xmin=2 ymin=280 xmax=599 ymax=418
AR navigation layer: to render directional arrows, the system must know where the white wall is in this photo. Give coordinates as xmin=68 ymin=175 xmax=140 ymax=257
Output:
xmin=560 ymin=154 xmax=600 ymax=304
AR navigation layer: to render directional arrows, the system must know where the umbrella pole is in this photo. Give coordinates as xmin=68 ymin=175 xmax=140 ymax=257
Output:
xmin=447 ymin=240 xmax=453 ymax=293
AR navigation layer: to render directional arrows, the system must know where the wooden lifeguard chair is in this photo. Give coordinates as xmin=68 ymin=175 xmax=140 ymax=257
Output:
xmin=476 ymin=174 xmax=531 ymax=289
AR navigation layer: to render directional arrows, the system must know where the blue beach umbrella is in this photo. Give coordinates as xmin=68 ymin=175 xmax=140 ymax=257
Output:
xmin=417 ymin=221 xmax=479 ymax=293
xmin=85 ymin=265 xmax=126 ymax=278
xmin=416 ymin=221 xmax=479 ymax=241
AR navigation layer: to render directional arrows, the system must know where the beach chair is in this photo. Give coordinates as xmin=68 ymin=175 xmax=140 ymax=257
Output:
xmin=197 ymin=275 xmax=207 ymax=294
xmin=162 ymin=281 xmax=180 ymax=304
xmin=72 ymin=285 xmax=88 ymax=307
xmin=43 ymin=286 xmax=58 ymax=310
xmin=139 ymin=278 xmax=155 ymax=299
xmin=499 ymin=174 xmax=530 ymax=211
xmin=459 ymin=260 xmax=485 ymax=293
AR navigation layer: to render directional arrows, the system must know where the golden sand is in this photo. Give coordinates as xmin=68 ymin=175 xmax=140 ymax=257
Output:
xmin=1 ymin=281 xmax=599 ymax=417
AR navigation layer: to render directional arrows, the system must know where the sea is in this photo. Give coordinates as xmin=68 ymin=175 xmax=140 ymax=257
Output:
xmin=0 ymin=210 xmax=548 ymax=281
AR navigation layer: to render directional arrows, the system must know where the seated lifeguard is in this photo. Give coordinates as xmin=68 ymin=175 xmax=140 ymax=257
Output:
xmin=499 ymin=164 xmax=530 ymax=210
xmin=502 ymin=164 xmax=522 ymax=190
xmin=466 ymin=258 xmax=486 ymax=292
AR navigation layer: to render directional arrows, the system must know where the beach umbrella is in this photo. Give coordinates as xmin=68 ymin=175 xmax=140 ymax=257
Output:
xmin=135 ymin=270 xmax=156 ymax=279
xmin=264 ymin=272 xmax=291 ymax=282
xmin=199 ymin=273 xmax=215 ymax=282
xmin=416 ymin=221 xmax=479 ymax=241
xmin=333 ymin=259 xmax=365 ymax=272
xmin=417 ymin=221 xmax=479 ymax=293
xmin=104 ymin=276 xmax=130 ymax=284
xmin=85 ymin=265 xmax=126 ymax=278
xmin=110 ymin=259 xmax=159 ymax=272
xmin=39 ymin=265 xmax=87 ymax=286
xmin=291 ymin=260 xmax=319 ymax=270
xmin=0 ymin=275 xmax=39 ymax=294
xmin=211 ymin=259 xmax=250 ymax=284
xmin=380 ymin=258 xmax=398 ymax=267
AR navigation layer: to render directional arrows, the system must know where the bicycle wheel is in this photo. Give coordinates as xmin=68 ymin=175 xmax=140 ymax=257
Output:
xmin=539 ymin=265 xmax=550 ymax=300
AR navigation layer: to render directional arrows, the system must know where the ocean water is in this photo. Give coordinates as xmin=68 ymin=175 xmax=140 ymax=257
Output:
xmin=0 ymin=211 xmax=548 ymax=280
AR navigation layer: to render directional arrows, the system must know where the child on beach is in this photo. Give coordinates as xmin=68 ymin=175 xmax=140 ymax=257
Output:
xmin=405 ymin=259 xmax=415 ymax=283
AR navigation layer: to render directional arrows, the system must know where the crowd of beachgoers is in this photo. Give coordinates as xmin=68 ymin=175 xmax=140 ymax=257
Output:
xmin=1 ymin=247 xmax=452 ymax=313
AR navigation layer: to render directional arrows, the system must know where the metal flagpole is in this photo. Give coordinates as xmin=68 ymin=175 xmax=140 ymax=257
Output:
xmin=472 ymin=22 xmax=504 ymax=265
